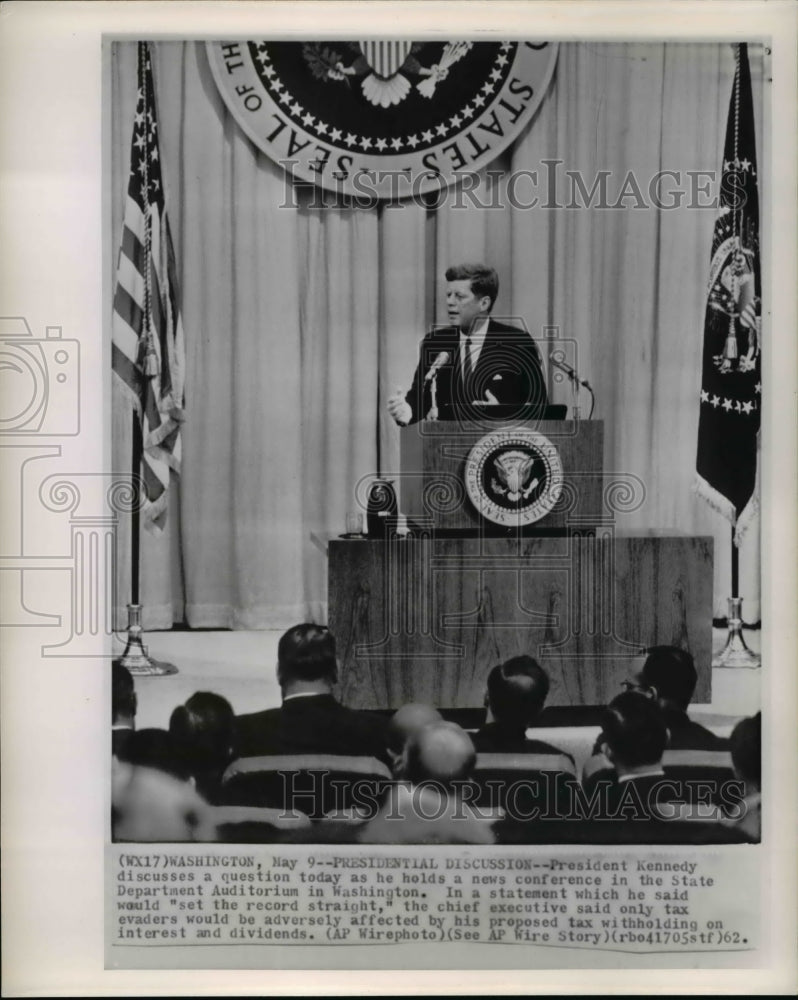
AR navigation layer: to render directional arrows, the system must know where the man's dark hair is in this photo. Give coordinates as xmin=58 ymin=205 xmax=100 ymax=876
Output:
xmin=641 ymin=645 xmax=697 ymax=710
xmin=120 ymin=728 xmax=192 ymax=782
xmin=487 ymin=655 xmax=549 ymax=728
xmin=730 ymin=712 xmax=761 ymax=789
xmin=169 ymin=692 xmax=236 ymax=776
xmin=277 ymin=623 xmax=337 ymax=684
xmin=601 ymin=692 xmax=668 ymax=769
xmin=112 ymin=660 xmax=136 ymax=723
xmin=445 ymin=263 xmax=499 ymax=310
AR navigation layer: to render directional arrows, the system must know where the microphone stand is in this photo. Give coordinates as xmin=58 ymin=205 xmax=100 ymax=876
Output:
xmin=569 ymin=369 xmax=580 ymax=422
xmin=428 ymin=373 xmax=440 ymax=421
xmin=561 ymin=368 xmax=596 ymax=421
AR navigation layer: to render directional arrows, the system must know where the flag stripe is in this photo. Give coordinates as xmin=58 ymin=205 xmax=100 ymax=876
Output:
xmin=121 ymin=224 xmax=146 ymax=273
xmin=111 ymin=342 xmax=142 ymax=399
xmin=115 ymin=247 xmax=144 ymax=300
xmin=111 ymin=310 xmax=142 ymax=367
xmin=114 ymin=283 xmax=143 ymax=340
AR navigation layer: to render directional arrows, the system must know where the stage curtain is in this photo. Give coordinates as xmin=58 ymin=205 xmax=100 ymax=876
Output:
xmin=111 ymin=41 xmax=763 ymax=630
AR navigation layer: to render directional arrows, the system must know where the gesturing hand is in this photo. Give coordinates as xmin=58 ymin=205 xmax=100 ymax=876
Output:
xmin=387 ymin=389 xmax=412 ymax=426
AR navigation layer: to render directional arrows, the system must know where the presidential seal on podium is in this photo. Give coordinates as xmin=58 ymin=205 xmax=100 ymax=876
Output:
xmin=464 ymin=429 xmax=563 ymax=526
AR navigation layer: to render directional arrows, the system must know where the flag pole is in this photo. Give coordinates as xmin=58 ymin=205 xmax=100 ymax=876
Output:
xmin=113 ymin=41 xmax=181 ymax=676
xmin=712 ymin=526 xmax=758 ymax=669
xmin=118 ymin=417 xmax=177 ymax=675
xmin=131 ymin=418 xmax=141 ymax=604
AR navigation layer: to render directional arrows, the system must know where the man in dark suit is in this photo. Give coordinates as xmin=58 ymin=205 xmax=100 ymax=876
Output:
xmin=596 ymin=692 xmax=672 ymax=820
xmin=387 ymin=263 xmax=548 ymax=425
xmin=234 ymin=624 xmax=388 ymax=760
xmin=721 ymin=711 xmax=761 ymax=842
xmin=472 ymin=655 xmax=567 ymax=757
xmin=112 ymin=660 xmax=137 ymax=760
xmin=591 ymin=646 xmax=724 ymax=755
xmin=575 ymin=693 xmax=746 ymax=845
xmin=625 ymin=645 xmax=725 ymax=750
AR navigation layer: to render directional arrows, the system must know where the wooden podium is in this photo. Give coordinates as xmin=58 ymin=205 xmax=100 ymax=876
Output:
xmin=399 ymin=420 xmax=603 ymax=530
xmin=328 ymin=420 xmax=713 ymax=711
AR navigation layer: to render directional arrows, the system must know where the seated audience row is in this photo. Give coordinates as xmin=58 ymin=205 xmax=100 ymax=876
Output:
xmin=111 ymin=626 xmax=760 ymax=845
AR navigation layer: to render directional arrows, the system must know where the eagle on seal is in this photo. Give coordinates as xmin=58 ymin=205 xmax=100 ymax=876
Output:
xmin=303 ymin=41 xmax=473 ymax=108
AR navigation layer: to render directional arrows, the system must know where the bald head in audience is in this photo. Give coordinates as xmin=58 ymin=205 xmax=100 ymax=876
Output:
xmin=358 ymin=721 xmax=494 ymax=845
xmin=402 ymin=721 xmax=476 ymax=789
xmin=387 ymin=703 xmax=443 ymax=771
xmin=112 ymin=763 xmax=217 ymax=842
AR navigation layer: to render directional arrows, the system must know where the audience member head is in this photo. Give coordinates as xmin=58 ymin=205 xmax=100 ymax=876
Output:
xmin=625 ymin=645 xmax=697 ymax=711
xmin=730 ymin=712 xmax=761 ymax=791
xmin=401 ymin=722 xmax=476 ymax=791
xmin=169 ymin=692 xmax=237 ymax=787
xmin=276 ymin=623 xmax=337 ymax=695
xmin=112 ymin=765 xmax=216 ymax=842
xmin=112 ymin=660 xmax=137 ymax=726
xmin=119 ymin=728 xmax=192 ymax=783
xmin=600 ymin=692 xmax=668 ymax=776
xmin=387 ymin=703 xmax=443 ymax=759
xmin=485 ymin=655 xmax=549 ymax=730
xmin=445 ymin=263 xmax=499 ymax=311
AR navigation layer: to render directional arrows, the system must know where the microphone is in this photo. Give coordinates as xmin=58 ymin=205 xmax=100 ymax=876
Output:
xmin=549 ymin=353 xmax=592 ymax=389
xmin=424 ymin=351 xmax=450 ymax=382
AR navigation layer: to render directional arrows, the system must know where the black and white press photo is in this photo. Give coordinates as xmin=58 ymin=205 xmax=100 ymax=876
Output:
xmin=1 ymin=2 xmax=796 ymax=995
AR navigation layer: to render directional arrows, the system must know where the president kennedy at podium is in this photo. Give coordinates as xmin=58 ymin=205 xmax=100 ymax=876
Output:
xmin=387 ymin=263 xmax=549 ymax=425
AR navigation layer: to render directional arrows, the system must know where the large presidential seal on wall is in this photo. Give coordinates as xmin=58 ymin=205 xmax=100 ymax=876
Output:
xmin=206 ymin=41 xmax=558 ymax=199
xmin=465 ymin=429 xmax=563 ymax=527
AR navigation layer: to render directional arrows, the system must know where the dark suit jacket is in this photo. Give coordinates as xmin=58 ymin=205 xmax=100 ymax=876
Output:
xmin=599 ymin=773 xmax=678 ymax=821
xmin=572 ymin=775 xmax=751 ymax=844
xmin=234 ymin=694 xmax=388 ymax=761
xmin=112 ymin=726 xmax=134 ymax=760
xmin=472 ymin=723 xmax=568 ymax=758
xmin=592 ymin=708 xmax=727 ymax=755
xmin=404 ymin=320 xmax=548 ymax=423
xmin=661 ymin=707 xmax=728 ymax=750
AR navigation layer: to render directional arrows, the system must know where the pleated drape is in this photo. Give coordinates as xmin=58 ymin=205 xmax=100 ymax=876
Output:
xmin=111 ymin=41 xmax=763 ymax=629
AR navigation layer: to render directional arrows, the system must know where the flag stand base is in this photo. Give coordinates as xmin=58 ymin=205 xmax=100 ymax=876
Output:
xmin=712 ymin=597 xmax=760 ymax=669
xmin=117 ymin=603 xmax=178 ymax=676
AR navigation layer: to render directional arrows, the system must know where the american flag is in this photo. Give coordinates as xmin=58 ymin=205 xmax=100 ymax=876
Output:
xmin=112 ymin=42 xmax=185 ymax=533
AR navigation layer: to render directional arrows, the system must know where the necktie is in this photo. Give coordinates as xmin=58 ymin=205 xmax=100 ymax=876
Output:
xmin=462 ymin=335 xmax=473 ymax=387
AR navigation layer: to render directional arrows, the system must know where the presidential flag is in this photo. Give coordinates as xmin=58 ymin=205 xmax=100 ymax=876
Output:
xmin=695 ymin=44 xmax=761 ymax=543
xmin=112 ymin=42 xmax=185 ymax=533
